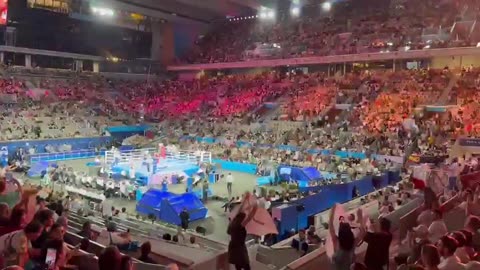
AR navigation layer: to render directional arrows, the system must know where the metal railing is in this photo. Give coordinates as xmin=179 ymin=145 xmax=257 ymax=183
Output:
xmin=29 ymin=149 xmax=103 ymax=163
xmin=104 ymin=148 xmax=212 ymax=166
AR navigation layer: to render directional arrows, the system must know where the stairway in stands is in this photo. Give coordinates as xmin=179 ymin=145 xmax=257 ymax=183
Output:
xmin=436 ymin=72 xmax=458 ymax=105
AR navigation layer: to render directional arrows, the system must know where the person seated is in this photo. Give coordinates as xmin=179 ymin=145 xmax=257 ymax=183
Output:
xmin=0 ymin=220 xmax=44 ymax=268
xmin=107 ymin=227 xmax=135 ymax=251
xmin=138 ymin=242 xmax=157 ymax=264
xmin=307 ymin=229 xmax=321 ymax=245
xmin=162 ymin=233 xmax=171 ymax=241
xmin=291 ymin=229 xmax=309 ymax=256
xmin=39 ymin=239 xmax=68 ymax=270
xmin=0 ymin=208 xmax=27 ymax=236
xmin=118 ymin=208 xmax=127 ymax=220
xmin=77 ymin=221 xmax=94 ymax=240
xmin=79 ymin=237 xmax=90 ymax=252
xmin=188 ymin=236 xmax=200 ymax=248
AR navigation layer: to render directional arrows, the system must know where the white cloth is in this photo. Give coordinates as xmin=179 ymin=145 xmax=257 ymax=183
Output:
xmin=226 ymin=174 xmax=234 ymax=184
xmin=118 ymin=212 xmax=127 ymax=220
xmin=466 ymin=261 xmax=480 ymax=270
xmin=428 ymin=220 xmax=448 ymax=243
xmin=101 ymin=200 xmax=112 ymax=217
xmin=417 ymin=210 xmax=435 ymax=227
xmin=108 ymin=232 xmax=130 ymax=245
xmin=455 ymin=247 xmax=471 ymax=264
xmin=129 ymin=168 xmax=136 ymax=179
xmin=438 ymin=256 xmax=466 ymax=270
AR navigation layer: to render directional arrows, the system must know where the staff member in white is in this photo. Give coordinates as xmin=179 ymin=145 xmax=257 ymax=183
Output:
xmin=226 ymin=173 xmax=234 ymax=196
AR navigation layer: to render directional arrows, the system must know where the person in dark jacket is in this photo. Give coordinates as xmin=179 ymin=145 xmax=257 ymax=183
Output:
xmin=179 ymin=208 xmax=189 ymax=230
xmin=227 ymin=212 xmax=250 ymax=270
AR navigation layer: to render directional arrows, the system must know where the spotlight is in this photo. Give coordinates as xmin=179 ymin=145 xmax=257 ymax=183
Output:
xmin=291 ymin=7 xmax=300 ymax=16
xmin=322 ymin=2 xmax=332 ymax=12
xmin=259 ymin=12 xmax=267 ymax=19
xmin=267 ymin=10 xmax=275 ymax=19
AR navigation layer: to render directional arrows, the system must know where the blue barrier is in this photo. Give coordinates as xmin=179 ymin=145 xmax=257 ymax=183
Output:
xmin=212 ymin=159 xmax=257 ymax=174
xmin=277 ymin=145 xmax=299 ymax=151
xmin=176 ymin=135 xmax=381 ymax=160
xmin=275 ymin=170 xmax=400 ymax=236
xmin=334 ymin=150 xmax=367 ymax=159
xmin=236 ymin=141 xmax=253 ymax=148
xmin=196 ymin=137 xmax=216 ymax=144
xmin=105 ymin=125 xmax=150 ymax=140
xmin=0 ymin=137 xmax=112 ymax=158
xmin=105 ymin=125 xmax=150 ymax=133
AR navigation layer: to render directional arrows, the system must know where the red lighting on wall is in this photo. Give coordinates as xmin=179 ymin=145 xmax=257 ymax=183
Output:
xmin=0 ymin=0 xmax=7 ymax=25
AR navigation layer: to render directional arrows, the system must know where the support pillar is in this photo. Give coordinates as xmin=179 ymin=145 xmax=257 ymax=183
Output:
xmin=75 ymin=60 xmax=83 ymax=72
xmin=93 ymin=61 xmax=99 ymax=73
xmin=151 ymin=22 xmax=174 ymax=65
xmin=25 ymin=54 xmax=31 ymax=68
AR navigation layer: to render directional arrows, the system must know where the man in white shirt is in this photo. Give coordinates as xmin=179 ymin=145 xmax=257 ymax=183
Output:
xmin=428 ymin=209 xmax=448 ymax=243
xmin=101 ymin=200 xmax=112 ymax=217
xmin=226 ymin=173 xmax=234 ymax=196
xmin=118 ymin=207 xmax=128 ymax=220
xmin=437 ymin=235 xmax=466 ymax=270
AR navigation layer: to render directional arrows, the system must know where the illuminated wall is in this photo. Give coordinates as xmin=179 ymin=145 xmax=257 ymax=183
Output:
xmin=0 ymin=0 xmax=7 ymax=25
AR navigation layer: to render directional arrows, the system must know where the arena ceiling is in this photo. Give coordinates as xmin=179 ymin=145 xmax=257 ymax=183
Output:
xmin=118 ymin=0 xmax=266 ymax=23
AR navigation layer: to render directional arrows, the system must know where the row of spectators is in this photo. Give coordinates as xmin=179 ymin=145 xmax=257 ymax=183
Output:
xmin=181 ymin=0 xmax=477 ymax=64
xmin=0 ymin=171 xmax=180 ymax=270
xmin=2 ymin=67 xmax=479 ymax=163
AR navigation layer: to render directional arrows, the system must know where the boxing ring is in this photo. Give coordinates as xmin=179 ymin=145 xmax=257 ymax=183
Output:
xmin=104 ymin=146 xmax=212 ymax=186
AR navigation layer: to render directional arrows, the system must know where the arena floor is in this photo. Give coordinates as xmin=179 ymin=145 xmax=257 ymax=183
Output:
xmin=18 ymin=158 xmax=265 ymax=244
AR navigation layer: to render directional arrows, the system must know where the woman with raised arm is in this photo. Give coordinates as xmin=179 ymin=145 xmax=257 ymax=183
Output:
xmin=227 ymin=212 xmax=250 ymax=270
xmin=329 ymin=204 xmax=364 ymax=270
xmin=227 ymin=192 xmax=254 ymax=270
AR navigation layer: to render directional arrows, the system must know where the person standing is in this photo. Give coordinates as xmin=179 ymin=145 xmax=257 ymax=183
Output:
xmin=202 ymin=179 xmax=209 ymax=203
xmin=179 ymin=208 xmax=190 ymax=231
xmin=227 ymin=212 xmax=250 ymax=270
xmin=437 ymin=235 xmax=465 ymax=270
xmin=359 ymin=217 xmax=392 ymax=270
xmin=226 ymin=173 xmax=234 ymax=197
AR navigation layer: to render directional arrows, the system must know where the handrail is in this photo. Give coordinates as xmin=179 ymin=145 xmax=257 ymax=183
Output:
xmin=0 ymin=135 xmax=111 ymax=144
xmin=168 ymin=46 xmax=480 ymax=71
xmin=29 ymin=149 xmax=102 ymax=163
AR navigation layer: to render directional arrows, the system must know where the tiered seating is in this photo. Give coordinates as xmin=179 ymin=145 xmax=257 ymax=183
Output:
xmin=181 ymin=0 xmax=466 ymax=64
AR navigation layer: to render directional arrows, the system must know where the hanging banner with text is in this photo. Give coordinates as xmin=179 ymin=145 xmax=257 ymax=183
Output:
xmin=459 ymin=138 xmax=480 ymax=147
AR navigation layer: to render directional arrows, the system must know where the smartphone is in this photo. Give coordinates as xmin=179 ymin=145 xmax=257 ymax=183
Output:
xmin=45 ymin=248 xmax=57 ymax=270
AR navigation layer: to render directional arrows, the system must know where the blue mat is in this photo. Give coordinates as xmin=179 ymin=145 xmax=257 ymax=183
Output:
xmin=28 ymin=161 xmax=55 ymax=178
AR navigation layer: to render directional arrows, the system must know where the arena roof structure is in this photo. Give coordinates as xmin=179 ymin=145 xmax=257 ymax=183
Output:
xmin=113 ymin=0 xmax=265 ymax=23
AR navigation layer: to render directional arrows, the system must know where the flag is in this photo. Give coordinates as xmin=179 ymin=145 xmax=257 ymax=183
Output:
xmin=229 ymin=193 xmax=278 ymax=236
xmin=411 ymin=164 xmax=430 ymax=189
